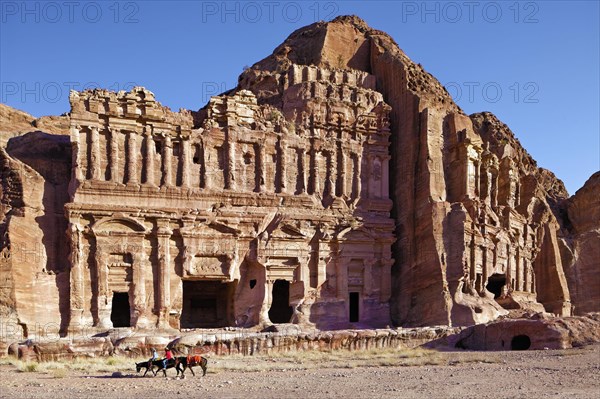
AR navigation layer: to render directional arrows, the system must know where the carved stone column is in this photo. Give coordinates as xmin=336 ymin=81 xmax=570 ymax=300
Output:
xmin=337 ymin=147 xmax=346 ymax=197
xmin=256 ymin=142 xmax=266 ymax=192
xmin=201 ymin=139 xmax=211 ymax=190
xmin=70 ymin=124 xmax=84 ymax=182
xmin=94 ymin=239 xmax=111 ymax=328
xmin=156 ymin=225 xmax=172 ymax=327
xmin=144 ymin=126 xmax=155 ymax=185
xmin=226 ymin=129 xmax=236 ymax=190
xmin=90 ymin=125 xmax=101 ymax=180
xmin=68 ymin=222 xmax=88 ymax=330
xmin=355 ymin=153 xmax=363 ymax=200
xmin=380 ymin=259 xmax=394 ymax=302
xmin=126 ymin=131 xmax=138 ymax=184
xmin=298 ymin=148 xmax=306 ymax=194
xmin=109 ymin=128 xmax=119 ymax=182
xmin=326 ymin=151 xmax=335 ymax=197
xmin=181 ymin=137 xmax=191 ymax=188
xmin=311 ymin=148 xmax=320 ymax=195
xmin=131 ymin=247 xmax=148 ymax=327
xmin=260 ymin=279 xmax=274 ymax=325
xmin=363 ymin=258 xmax=376 ymax=295
xmin=382 ymin=155 xmax=390 ymax=198
xmin=335 ymin=254 xmax=347 ymax=300
xmin=161 ymin=135 xmax=173 ymax=187
xmin=279 ymin=142 xmax=287 ymax=193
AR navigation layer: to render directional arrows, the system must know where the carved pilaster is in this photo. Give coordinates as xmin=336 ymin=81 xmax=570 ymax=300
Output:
xmin=181 ymin=137 xmax=191 ymax=188
xmin=94 ymin=243 xmax=111 ymax=328
xmin=335 ymin=254 xmax=346 ymax=300
xmin=298 ymin=148 xmax=306 ymax=194
xmin=144 ymin=126 xmax=155 ymax=185
xmin=226 ymin=129 xmax=236 ymax=190
xmin=363 ymin=258 xmax=376 ymax=295
xmin=109 ymin=128 xmax=119 ymax=182
xmin=156 ymin=225 xmax=172 ymax=327
xmin=161 ymin=134 xmax=173 ymax=187
xmin=382 ymin=155 xmax=390 ymax=198
xmin=201 ymin=138 xmax=211 ymax=189
xmin=326 ymin=151 xmax=335 ymax=197
xmin=279 ymin=141 xmax=287 ymax=193
xmin=337 ymin=147 xmax=346 ymax=197
xmin=380 ymin=259 xmax=394 ymax=302
xmin=90 ymin=125 xmax=101 ymax=180
xmin=311 ymin=148 xmax=320 ymax=195
xmin=68 ymin=222 xmax=86 ymax=329
xmin=126 ymin=131 xmax=138 ymax=184
xmin=131 ymin=249 xmax=148 ymax=327
xmin=70 ymin=124 xmax=84 ymax=182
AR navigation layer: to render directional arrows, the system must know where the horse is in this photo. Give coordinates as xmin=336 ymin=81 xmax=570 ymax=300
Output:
xmin=175 ymin=355 xmax=208 ymax=378
xmin=135 ymin=360 xmax=155 ymax=377
xmin=135 ymin=358 xmax=178 ymax=377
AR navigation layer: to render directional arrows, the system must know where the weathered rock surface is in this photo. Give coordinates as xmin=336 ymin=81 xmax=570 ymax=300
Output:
xmin=238 ymin=15 xmax=579 ymax=326
xmin=560 ymin=172 xmax=600 ymax=314
xmin=0 ymin=16 xmax=598 ymax=344
xmin=0 ymin=104 xmax=69 ymax=147
xmin=441 ymin=312 xmax=600 ymax=350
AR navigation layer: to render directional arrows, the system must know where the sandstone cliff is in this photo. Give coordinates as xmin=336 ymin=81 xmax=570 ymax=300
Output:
xmin=560 ymin=172 xmax=600 ymax=314
xmin=0 ymin=16 xmax=597 ymax=336
xmin=234 ymin=15 xmax=583 ymax=326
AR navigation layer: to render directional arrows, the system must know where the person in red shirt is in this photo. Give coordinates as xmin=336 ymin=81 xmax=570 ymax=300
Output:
xmin=162 ymin=347 xmax=173 ymax=369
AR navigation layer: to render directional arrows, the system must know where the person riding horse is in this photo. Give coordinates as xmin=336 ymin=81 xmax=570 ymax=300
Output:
xmin=163 ymin=347 xmax=173 ymax=369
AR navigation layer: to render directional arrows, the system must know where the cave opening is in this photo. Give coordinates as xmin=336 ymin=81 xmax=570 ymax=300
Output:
xmin=486 ymin=273 xmax=506 ymax=298
xmin=511 ymin=335 xmax=531 ymax=350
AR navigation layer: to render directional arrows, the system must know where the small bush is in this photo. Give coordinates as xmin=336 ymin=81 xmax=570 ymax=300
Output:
xmin=106 ymin=358 xmax=118 ymax=366
xmin=51 ymin=368 xmax=67 ymax=378
xmin=18 ymin=362 xmax=39 ymax=372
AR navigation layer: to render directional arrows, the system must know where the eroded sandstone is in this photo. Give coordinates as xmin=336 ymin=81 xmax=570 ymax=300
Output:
xmin=0 ymin=16 xmax=598 ymax=347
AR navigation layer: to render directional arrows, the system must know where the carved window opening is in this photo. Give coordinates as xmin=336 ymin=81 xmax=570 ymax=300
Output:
xmin=349 ymin=292 xmax=359 ymax=322
xmin=216 ymin=146 xmax=226 ymax=170
xmin=268 ymin=280 xmax=292 ymax=323
xmin=486 ymin=273 xmax=506 ymax=299
xmin=173 ymin=141 xmax=181 ymax=157
xmin=110 ymin=292 xmax=130 ymax=327
xmin=181 ymin=281 xmax=233 ymax=328
xmin=511 ymin=335 xmax=531 ymax=350
xmin=155 ymin=140 xmax=162 ymax=154
xmin=243 ymin=152 xmax=253 ymax=165
xmin=249 ymin=279 xmax=257 ymax=289
xmin=192 ymin=144 xmax=202 ymax=165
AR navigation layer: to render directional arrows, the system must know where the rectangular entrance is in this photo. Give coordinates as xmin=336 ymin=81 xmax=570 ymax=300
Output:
xmin=181 ymin=281 xmax=234 ymax=328
xmin=349 ymin=292 xmax=359 ymax=322
xmin=110 ymin=292 xmax=130 ymax=327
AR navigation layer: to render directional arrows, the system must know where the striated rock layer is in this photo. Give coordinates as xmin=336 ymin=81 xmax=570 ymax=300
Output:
xmin=0 ymin=16 xmax=598 ymax=341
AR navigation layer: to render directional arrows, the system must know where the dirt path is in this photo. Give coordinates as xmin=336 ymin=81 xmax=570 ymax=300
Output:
xmin=1 ymin=345 xmax=599 ymax=399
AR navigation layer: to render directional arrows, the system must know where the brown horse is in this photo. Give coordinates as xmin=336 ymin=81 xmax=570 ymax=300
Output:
xmin=175 ymin=355 xmax=208 ymax=377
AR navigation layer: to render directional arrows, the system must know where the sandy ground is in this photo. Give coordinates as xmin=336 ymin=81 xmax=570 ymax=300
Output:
xmin=1 ymin=345 xmax=599 ymax=399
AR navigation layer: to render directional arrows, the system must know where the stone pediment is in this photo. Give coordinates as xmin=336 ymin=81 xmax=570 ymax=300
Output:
xmin=276 ymin=223 xmax=307 ymax=238
xmin=180 ymin=221 xmax=241 ymax=237
xmin=336 ymin=225 xmax=375 ymax=241
xmin=91 ymin=216 xmax=147 ymax=234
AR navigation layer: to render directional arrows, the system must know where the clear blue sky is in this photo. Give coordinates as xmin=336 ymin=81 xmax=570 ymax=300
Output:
xmin=1 ymin=0 xmax=598 ymax=194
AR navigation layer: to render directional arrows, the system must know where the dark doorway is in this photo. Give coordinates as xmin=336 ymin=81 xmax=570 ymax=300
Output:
xmin=268 ymin=280 xmax=293 ymax=323
xmin=486 ymin=273 xmax=506 ymax=298
xmin=181 ymin=281 xmax=234 ymax=328
xmin=511 ymin=335 xmax=531 ymax=350
xmin=349 ymin=292 xmax=359 ymax=322
xmin=110 ymin=292 xmax=130 ymax=327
